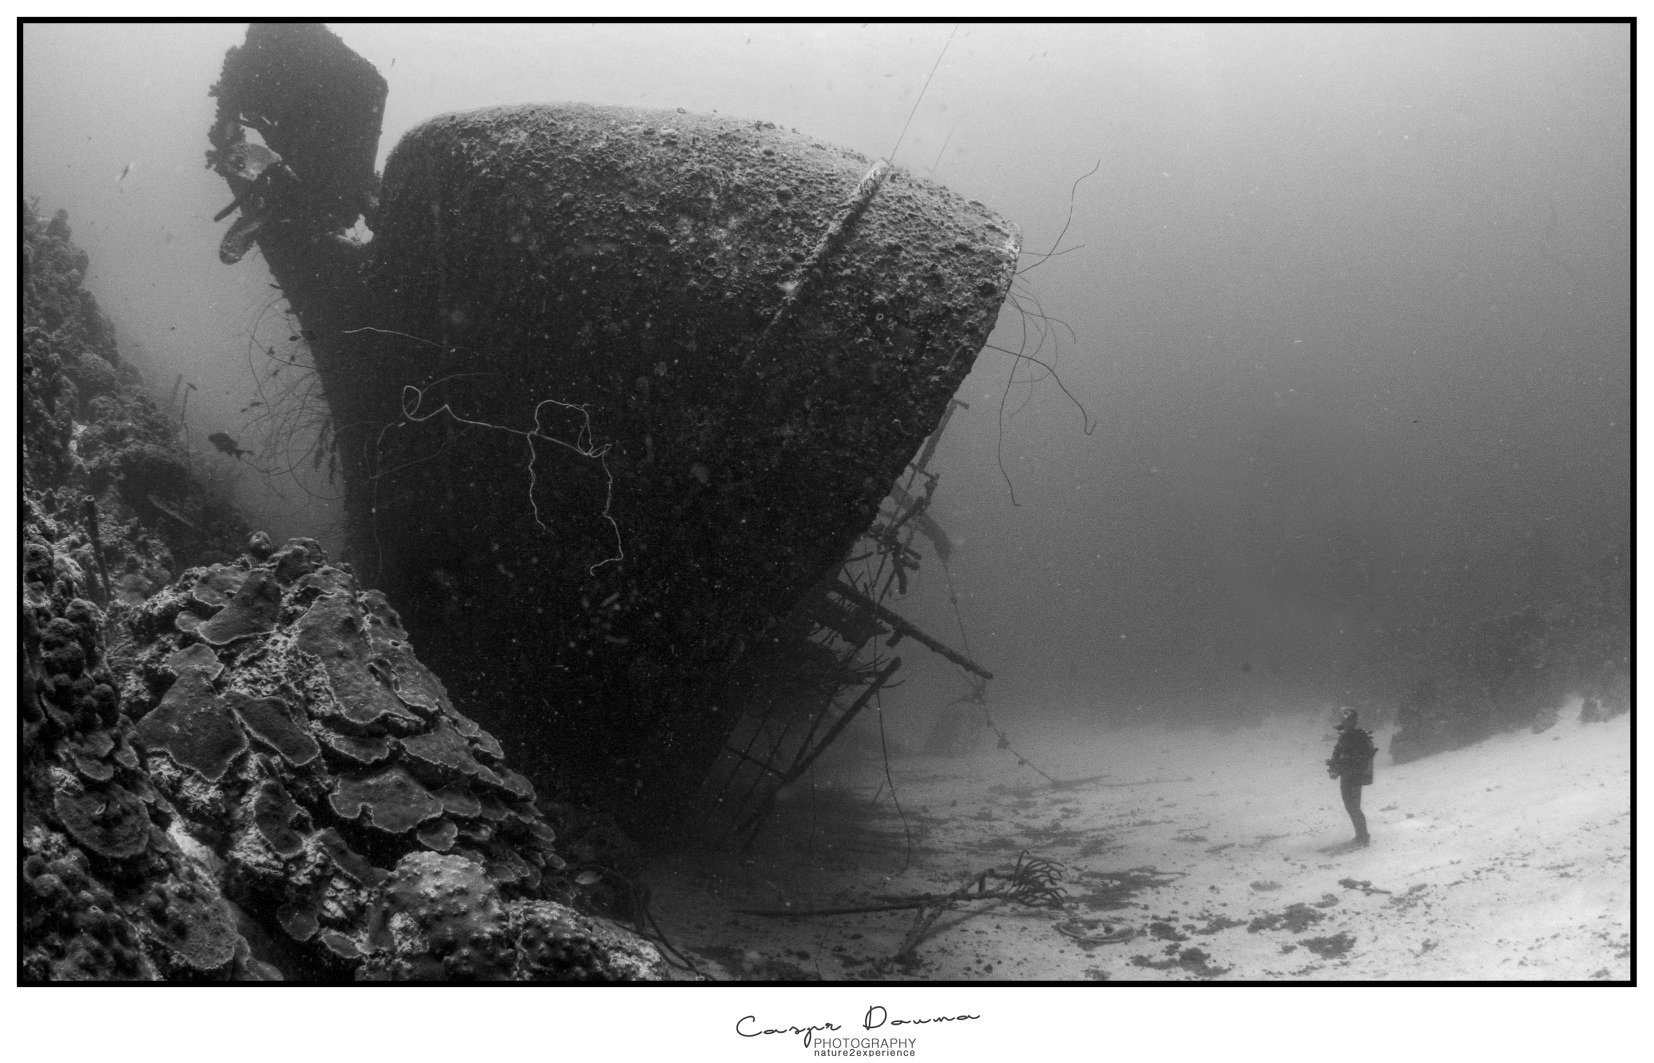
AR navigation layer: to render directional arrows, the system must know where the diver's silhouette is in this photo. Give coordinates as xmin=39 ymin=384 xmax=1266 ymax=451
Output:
xmin=1325 ymin=707 xmax=1376 ymax=850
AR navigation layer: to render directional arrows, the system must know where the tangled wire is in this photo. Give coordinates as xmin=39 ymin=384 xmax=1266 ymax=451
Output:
xmin=372 ymin=375 xmax=625 ymax=575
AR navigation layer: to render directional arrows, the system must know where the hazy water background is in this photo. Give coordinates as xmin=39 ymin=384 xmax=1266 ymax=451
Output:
xmin=22 ymin=23 xmax=1630 ymax=739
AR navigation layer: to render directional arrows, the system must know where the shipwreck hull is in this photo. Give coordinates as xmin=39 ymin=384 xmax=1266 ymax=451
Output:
xmin=353 ymin=104 xmax=1017 ymax=819
xmin=210 ymin=27 xmax=1018 ymax=826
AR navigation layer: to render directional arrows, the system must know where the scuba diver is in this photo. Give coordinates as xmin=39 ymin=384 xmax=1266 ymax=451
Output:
xmin=1325 ymin=707 xmax=1376 ymax=851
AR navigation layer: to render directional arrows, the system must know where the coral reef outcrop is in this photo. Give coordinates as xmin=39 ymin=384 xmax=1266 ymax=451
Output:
xmin=105 ymin=536 xmax=665 ymax=980
xmin=359 ymin=851 xmax=659 ymax=981
xmin=21 ymin=201 xmax=249 ymax=594
xmin=1389 ymin=551 xmax=1631 ymax=764
xmin=21 ymin=507 xmax=273 ymax=981
xmin=20 ymin=204 xmax=668 ymax=981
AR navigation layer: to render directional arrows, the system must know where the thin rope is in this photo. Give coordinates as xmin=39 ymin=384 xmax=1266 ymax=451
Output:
xmin=886 ymin=24 xmax=958 ymax=166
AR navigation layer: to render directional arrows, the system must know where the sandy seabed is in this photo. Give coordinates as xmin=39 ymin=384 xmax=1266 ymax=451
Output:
xmin=646 ymin=698 xmax=1631 ymax=981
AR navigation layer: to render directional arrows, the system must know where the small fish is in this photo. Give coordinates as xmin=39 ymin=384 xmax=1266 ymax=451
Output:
xmin=238 ymin=401 xmax=264 ymax=413
xmin=207 ymin=431 xmax=249 ymax=460
xmin=146 ymin=494 xmax=201 ymax=531
xmin=117 ymin=162 xmax=132 ymax=184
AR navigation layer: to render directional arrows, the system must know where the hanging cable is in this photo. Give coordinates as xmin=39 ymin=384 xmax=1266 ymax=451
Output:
xmin=940 ymin=559 xmax=1062 ymax=785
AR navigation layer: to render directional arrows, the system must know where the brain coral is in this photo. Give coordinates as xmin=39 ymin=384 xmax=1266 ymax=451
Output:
xmin=361 ymin=852 xmax=664 ymax=981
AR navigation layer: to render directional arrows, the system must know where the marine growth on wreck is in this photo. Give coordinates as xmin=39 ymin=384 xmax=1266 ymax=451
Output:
xmin=200 ymin=23 xmax=1018 ymax=828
